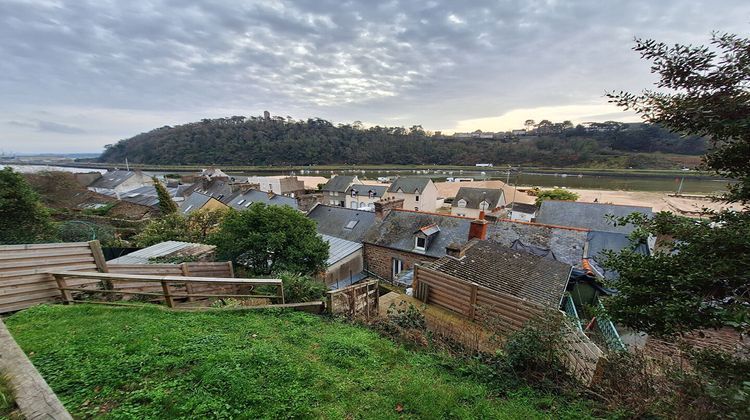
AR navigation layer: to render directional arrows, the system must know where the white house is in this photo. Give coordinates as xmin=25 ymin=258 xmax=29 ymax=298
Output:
xmin=451 ymin=187 xmax=505 ymax=219
xmin=383 ymin=177 xmax=439 ymax=212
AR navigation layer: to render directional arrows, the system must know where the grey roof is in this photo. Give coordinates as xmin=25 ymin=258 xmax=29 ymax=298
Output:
xmin=387 ymin=177 xmax=432 ymax=194
xmin=184 ymin=179 xmax=233 ymax=200
xmin=108 ymin=241 xmax=215 ymax=264
xmin=507 ymin=202 xmax=537 ymax=214
xmin=453 ymin=187 xmax=504 ymax=209
xmin=180 ymin=192 xmax=213 ymax=214
xmin=487 ymin=219 xmax=588 ymax=268
xmin=535 ymin=201 xmax=653 ymax=234
xmin=425 ymin=240 xmax=572 ymax=308
xmin=88 ymin=170 xmax=135 ymax=189
xmin=363 ymin=210 xmax=472 ymax=258
xmin=320 ymin=233 xmax=362 ymax=266
xmin=119 ymin=185 xmax=179 ymax=208
xmin=322 ymin=175 xmax=358 ymax=192
xmin=586 ymin=230 xmax=649 ymax=280
xmin=307 ymin=204 xmax=377 ymax=242
xmin=223 ymin=189 xmax=298 ymax=210
xmin=345 ymin=184 xmax=387 ymax=199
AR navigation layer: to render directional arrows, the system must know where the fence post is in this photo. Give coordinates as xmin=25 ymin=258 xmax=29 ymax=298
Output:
xmin=181 ymin=263 xmax=194 ymax=302
xmin=374 ymin=281 xmax=380 ymax=316
xmin=277 ymin=284 xmax=285 ymax=304
xmin=326 ymin=291 xmax=334 ymax=314
xmin=365 ymin=282 xmax=371 ymax=318
xmin=161 ymin=280 xmax=175 ymax=308
xmin=53 ymin=274 xmax=73 ymax=304
xmin=89 ymin=240 xmax=112 ymax=291
xmin=468 ymin=284 xmax=478 ymax=320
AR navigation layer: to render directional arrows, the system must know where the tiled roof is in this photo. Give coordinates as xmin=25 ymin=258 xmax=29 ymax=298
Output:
xmin=363 ymin=210 xmax=471 ymax=258
xmin=506 ymin=202 xmax=537 ymax=214
xmin=322 ymin=175 xmax=359 ymax=192
xmin=453 ymin=187 xmax=504 ymax=209
xmin=223 ymin=189 xmax=298 ymax=210
xmin=307 ymin=204 xmax=377 ymax=242
xmin=88 ymin=170 xmax=135 ymax=189
xmin=345 ymin=184 xmax=387 ymax=199
xmin=425 ymin=240 xmax=572 ymax=308
xmin=487 ymin=219 xmax=588 ymax=268
xmin=179 ymin=192 xmax=213 ymax=214
xmin=119 ymin=185 xmax=179 ymax=208
xmin=387 ymin=177 xmax=432 ymax=194
xmin=535 ymin=200 xmax=653 ymax=234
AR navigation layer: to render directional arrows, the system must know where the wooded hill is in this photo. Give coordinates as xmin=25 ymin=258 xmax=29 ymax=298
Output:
xmin=97 ymin=115 xmax=706 ymax=167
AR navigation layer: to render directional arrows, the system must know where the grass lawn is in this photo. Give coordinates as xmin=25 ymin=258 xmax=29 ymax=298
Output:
xmin=4 ymin=305 xmax=598 ymax=419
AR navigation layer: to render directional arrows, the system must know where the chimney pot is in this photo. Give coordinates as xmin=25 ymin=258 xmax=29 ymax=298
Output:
xmin=469 ymin=217 xmax=489 ymax=241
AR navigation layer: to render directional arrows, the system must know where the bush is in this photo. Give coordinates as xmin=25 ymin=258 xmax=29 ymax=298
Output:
xmin=277 ymin=272 xmax=326 ymax=303
xmin=534 ymin=188 xmax=579 ymax=206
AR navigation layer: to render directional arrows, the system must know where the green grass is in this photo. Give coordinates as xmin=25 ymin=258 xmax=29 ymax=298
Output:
xmin=0 ymin=374 xmax=20 ymax=420
xmin=4 ymin=305 xmax=599 ymax=419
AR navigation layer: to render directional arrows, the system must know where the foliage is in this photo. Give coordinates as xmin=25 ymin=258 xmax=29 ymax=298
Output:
xmin=99 ymin=114 xmax=705 ymax=167
xmin=209 ymin=204 xmax=328 ymax=276
xmin=0 ymin=167 xmax=57 ymax=244
xmin=595 ymin=347 xmax=750 ymax=419
xmin=276 ymin=272 xmax=326 ymax=303
xmin=82 ymin=202 xmax=115 ymax=216
xmin=4 ymin=304 xmax=596 ymax=418
xmin=134 ymin=208 xmax=227 ymax=247
xmin=0 ymin=374 xmax=20 ymax=420
xmin=152 ymin=177 xmax=177 ymax=214
xmin=58 ymin=220 xmax=115 ymax=244
xmin=534 ymin=188 xmax=579 ymax=206
xmin=604 ymin=33 xmax=750 ymax=336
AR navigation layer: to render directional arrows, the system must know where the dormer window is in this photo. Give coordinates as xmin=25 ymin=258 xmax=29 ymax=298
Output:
xmin=415 ymin=236 xmax=427 ymax=251
xmin=457 ymin=199 xmax=467 ymax=208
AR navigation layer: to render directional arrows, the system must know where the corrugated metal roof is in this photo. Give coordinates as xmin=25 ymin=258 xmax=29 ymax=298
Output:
xmin=320 ymin=233 xmax=362 ymax=266
xmin=107 ymin=241 xmax=215 ymax=264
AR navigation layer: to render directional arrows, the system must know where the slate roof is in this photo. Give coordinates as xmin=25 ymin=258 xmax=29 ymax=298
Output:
xmin=387 ymin=177 xmax=432 ymax=194
xmin=535 ymin=201 xmax=652 ymax=234
xmin=487 ymin=219 xmax=588 ymax=267
xmin=88 ymin=170 xmax=135 ymax=189
xmin=320 ymin=233 xmax=362 ymax=266
xmin=585 ymin=230 xmax=649 ymax=280
xmin=180 ymin=192 xmax=213 ymax=214
xmin=453 ymin=187 xmax=504 ymax=209
xmin=362 ymin=210 xmax=472 ymax=258
xmin=119 ymin=185 xmax=179 ymax=208
xmin=345 ymin=184 xmax=387 ymax=199
xmin=183 ymin=179 xmax=233 ymax=200
xmin=223 ymin=189 xmax=298 ymax=210
xmin=507 ymin=202 xmax=537 ymax=214
xmin=425 ymin=240 xmax=572 ymax=308
xmin=322 ymin=175 xmax=359 ymax=192
xmin=108 ymin=241 xmax=215 ymax=264
xmin=307 ymin=204 xmax=377 ymax=242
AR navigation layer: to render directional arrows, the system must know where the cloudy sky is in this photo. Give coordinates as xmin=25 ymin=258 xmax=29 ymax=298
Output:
xmin=1 ymin=0 xmax=748 ymax=153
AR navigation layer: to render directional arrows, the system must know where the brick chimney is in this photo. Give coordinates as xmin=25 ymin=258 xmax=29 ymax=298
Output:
xmin=445 ymin=243 xmax=466 ymax=259
xmin=468 ymin=211 xmax=489 ymax=241
xmin=374 ymin=197 xmax=404 ymax=220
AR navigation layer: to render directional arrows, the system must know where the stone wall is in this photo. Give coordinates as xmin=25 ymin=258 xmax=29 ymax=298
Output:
xmin=363 ymin=243 xmax=437 ymax=282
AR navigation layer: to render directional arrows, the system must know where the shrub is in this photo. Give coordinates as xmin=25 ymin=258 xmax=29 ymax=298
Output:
xmin=277 ymin=272 xmax=326 ymax=303
xmin=534 ymin=188 xmax=579 ymax=206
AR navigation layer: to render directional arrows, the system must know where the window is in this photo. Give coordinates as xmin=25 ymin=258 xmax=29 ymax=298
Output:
xmin=244 ymin=201 xmax=253 ymax=208
xmin=237 ymin=199 xmax=246 ymax=205
xmin=415 ymin=236 xmax=426 ymax=251
xmin=415 ymin=207 xmax=419 ymax=211
xmin=350 ymin=201 xmax=358 ymax=209
xmin=345 ymin=220 xmax=358 ymax=229
xmin=457 ymin=199 xmax=467 ymax=208
xmin=415 ymin=195 xmax=420 ymax=202
xmin=185 ymin=205 xmax=193 ymax=212
xmin=392 ymin=258 xmax=403 ymax=279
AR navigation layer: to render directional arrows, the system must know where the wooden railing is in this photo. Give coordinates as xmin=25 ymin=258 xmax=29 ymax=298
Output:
xmin=326 ymin=279 xmax=379 ymax=318
xmin=50 ymin=271 xmax=284 ymax=308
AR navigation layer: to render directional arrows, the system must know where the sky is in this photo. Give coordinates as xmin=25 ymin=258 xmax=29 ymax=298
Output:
xmin=1 ymin=0 xmax=749 ymax=154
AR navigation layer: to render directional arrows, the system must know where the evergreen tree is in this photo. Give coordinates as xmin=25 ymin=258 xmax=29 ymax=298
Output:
xmin=0 ymin=168 xmax=56 ymax=244
xmin=153 ymin=177 xmax=178 ymax=214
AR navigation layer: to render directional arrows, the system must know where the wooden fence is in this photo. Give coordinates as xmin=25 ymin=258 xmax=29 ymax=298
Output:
xmin=413 ymin=264 xmax=605 ymax=385
xmin=0 ymin=241 xmax=236 ymax=314
xmin=52 ymin=271 xmax=284 ymax=308
xmin=0 ymin=241 xmax=106 ymax=313
xmin=326 ymin=279 xmax=379 ymax=318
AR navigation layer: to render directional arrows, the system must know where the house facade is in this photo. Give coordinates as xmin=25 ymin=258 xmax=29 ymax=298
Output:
xmin=506 ymin=202 xmax=537 ymax=222
xmin=383 ymin=177 xmax=439 ymax=212
xmin=246 ymin=176 xmax=305 ymax=197
xmin=87 ymin=170 xmax=153 ymax=196
xmin=179 ymin=192 xmax=228 ymax=215
xmin=450 ymin=187 xmax=505 ymax=218
xmin=321 ymin=175 xmax=361 ymax=207
xmin=344 ymin=184 xmax=387 ymax=211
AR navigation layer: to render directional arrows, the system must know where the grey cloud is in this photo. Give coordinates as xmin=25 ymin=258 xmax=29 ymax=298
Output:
xmin=6 ymin=120 xmax=87 ymax=134
xmin=0 ymin=0 xmax=748 ymax=153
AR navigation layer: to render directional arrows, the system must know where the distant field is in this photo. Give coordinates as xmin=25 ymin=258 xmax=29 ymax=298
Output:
xmin=5 ymin=305 xmax=598 ymax=419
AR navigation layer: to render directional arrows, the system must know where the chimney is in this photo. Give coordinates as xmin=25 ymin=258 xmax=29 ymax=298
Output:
xmin=445 ymin=243 xmax=466 ymax=259
xmin=468 ymin=211 xmax=488 ymax=241
xmin=374 ymin=197 xmax=404 ymax=220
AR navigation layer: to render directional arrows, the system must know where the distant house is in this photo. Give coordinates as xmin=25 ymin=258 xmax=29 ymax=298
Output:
xmin=179 ymin=192 xmax=228 ymax=215
xmin=222 ymin=189 xmax=298 ymax=211
xmin=118 ymin=185 xmax=183 ymax=210
xmin=321 ymin=175 xmax=361 ymax=207
xmin=534 ymin=201 xmax=653 ymax=235
xmin=506 ymin=202 xmax=537 ymax=222
xmin=383 ymin=177 xmax=439 ymax=212
xmin=344 ymin=184 xmax=387 ymax=211
xmin=306 ymin=204 xmax=378 ymax=287
xmin=451 ymin=187 xmax=505 ymax=218
xmin=362 ymin=208 xmax=481 ymax=284
xmin=87 ymin=170 xmax=153 ymax=196
xmin=246 ymin=176 xmax=305 ymax=197
xmin=413 ymin=239 xmax=572 ymax=323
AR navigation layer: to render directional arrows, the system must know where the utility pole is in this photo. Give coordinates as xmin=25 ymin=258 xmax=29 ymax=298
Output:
xmin=125 ymin=157 xmax=130 ymax=171
xmin=677 ymin=176 xmax=685 ymax=195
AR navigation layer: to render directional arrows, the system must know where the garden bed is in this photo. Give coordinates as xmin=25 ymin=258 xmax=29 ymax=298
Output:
xmin=5 ymin=304 xmax=596 ymax=418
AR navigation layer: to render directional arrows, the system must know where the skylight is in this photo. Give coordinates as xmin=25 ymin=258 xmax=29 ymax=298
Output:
xmin=244 ymin=201 xmax=252 ymax=207
xmin=345 ymin=220 xmax=358 ymax=229
xmin=237 ymin=199 xmax=246 ymax=205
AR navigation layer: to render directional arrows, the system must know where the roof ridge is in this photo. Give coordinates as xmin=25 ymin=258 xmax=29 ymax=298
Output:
xmin=542 ymin=199 xmax=652 ymax=209
xmin=392 ymin=208 xmax=472 ymax=219
xmin=494 ymin=217 xmax=590 ymax=232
